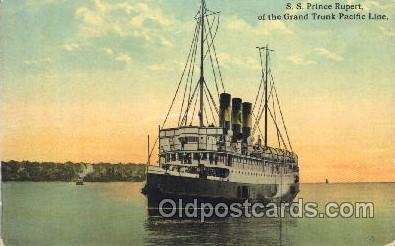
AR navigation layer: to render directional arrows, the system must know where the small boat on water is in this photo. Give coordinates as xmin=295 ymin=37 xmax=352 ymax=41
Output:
xmin=76 ymin=177 xmax=84 ymax=185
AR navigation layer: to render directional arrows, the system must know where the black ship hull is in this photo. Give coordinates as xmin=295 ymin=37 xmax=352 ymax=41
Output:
xmin=142 ymin=172 xmax=299 ymax=210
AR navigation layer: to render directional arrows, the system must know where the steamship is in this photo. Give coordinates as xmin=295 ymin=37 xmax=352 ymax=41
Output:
xmin=142 ymin=0 xmax=300 ymax=209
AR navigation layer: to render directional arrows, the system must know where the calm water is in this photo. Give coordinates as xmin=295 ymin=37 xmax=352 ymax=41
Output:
xmin=1 ymin=182 xmax=394 ymax=246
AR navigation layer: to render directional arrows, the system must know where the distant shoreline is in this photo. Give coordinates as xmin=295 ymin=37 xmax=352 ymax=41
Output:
xmin=1 ymin=160 xmax=146 ymax=182
xmin=2 ymin=161 xmax=393 ymax=184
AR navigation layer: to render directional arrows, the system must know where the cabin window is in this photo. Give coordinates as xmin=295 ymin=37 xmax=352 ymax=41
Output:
xmin=227 ymin=155 xmax=232 ymax=166
xmin=178 ymin=153 xmax=183 ymax=162
xmin=193 ymin=153 xmax=200 ymax=160
xmin=179 ymin=136 xmax=199 ymax=143
xmin=185 ymin=153 xmax=192 ymax=164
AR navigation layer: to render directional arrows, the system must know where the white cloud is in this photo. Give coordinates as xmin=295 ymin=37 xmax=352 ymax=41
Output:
xmin=24 ymin=57 xmax=53 ymax=65
xmin=75 ymin=0 xmax=174 ymax=46
xmin=62 ymin=43 xmax=80 ymax=51
xmin=101 ymin=47 xmax=132 ymax=65
xmin=360 ymin=0 xmax=395 ymax=12
xmin=287 ymin=55 xmax=316 ymax=65
xmin=25 ymin=0 xmax=66 ymax=7
xmin=115 ymin=53 xmax=132 ymax=64
xmin=101 ymin=47 xmax=114 ymax=56
xmin=288 ymin=48 xmax=343 ymax=65
xmin=313 ymin=48 xmax=344 ymax=62
xmin=215 ymin=51 xmax=260 ymax=70
xmin=225 ymin=16 xmax=293 ymax=36
xmin=217 ymin=52 xmax=231 ymax=65
xmin=160 ymin=37 xmax=173 ymax=47
xmin=225 ymin=16 xmax=250 ymax=31
xmin=148 ymin=64 xmax=166 ymax=71
xmin=379 ymin=26 xmax=395 ymax=37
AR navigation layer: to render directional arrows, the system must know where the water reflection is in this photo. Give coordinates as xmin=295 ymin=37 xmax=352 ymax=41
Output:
xmin=144 ymin=214 xmax=298 ymax=245
xmin=2 ymin=182 xmax=394 ymax=245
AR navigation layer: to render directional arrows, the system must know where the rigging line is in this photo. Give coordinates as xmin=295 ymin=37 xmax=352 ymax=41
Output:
xmin=161 ymin=21 xmax=199 ymax=129
xmin=252 ymin=51 xmax=270 ymax=124
xmin=181 ymin=80 xmax=200 ymax=126
xmin=204 ymin=85 xmax=218 ymax=125
xmin=178 ymin=33 xmax=198 ymax=126
xmin=272 ymin=75 xmax=293 ymax=152
xmin=213 ymin=41 xmax=226 ymax=92
xmin=252 ymin=64 xmax=274 ymax=133
xmin=253 ymin=83 xmax=265 ymax=132
xmin=178 ymin=75 xmax=189 ymax=126
xmin=187 ymin=23 xmax=200 ymax=108
xmin=203 ymin=14 xmax=220 ymax=60
xmin=179 ymin=23 xmax=200 ymax=125
xmin=186 ymin=22 xmax=201 ymax=122
xmin=201 ymin=10 xmax=220 ymax=18
xmin=182 ymin=88 xmax=197 ymax=126
xmin=252 ymin=75 xmax=275 ymax=136
xmin=199 ymin=9 xmax=216 ymax=46
xmin=205 ymin=15 xmax=225 ymax=92
xmin=207 ymin=23 xmax=219 ymax=100
xmin=251 ymin=112 xmax=265 ymax=143
xmin=267 ymin=107 xmax=288 ymax=151
xmin=203 ymin=80 xmax=219 ymax=113
xmin=149 ymin=22 xmax=199 ymax=157
xmin=209 ymin=48 xmax=220 ymax=99
xmin=182 ymin=22 xmax=201 ymax=126
xmin=203 ymin=100 xmax=210 ymax=126
xmin=268 ymin=70 xmax=282 ymax=149
xmin=272 ymin=95 xmax=281 ymax=149
xmin=268 ymin=67 xmax=293 ymax=151
xmin=148 ymin=22 xmax=200 ymax=158
xmin=203 ymin=13 xmax=221 ymax=103
xmin=189 ymin=93 xmax=199 ymax=126
xmin=207 ymin=31 xmax=220 ymax=99
xmin=252 ymin=48 xmax=265 ymax=114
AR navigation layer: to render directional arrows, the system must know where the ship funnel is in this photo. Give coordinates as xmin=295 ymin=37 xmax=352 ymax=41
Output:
xmin=242 ymin=102 xmax=252 ymax=142
xmin=231 ymin=98 xmax=242 ymax=141
xmin=219 ymin=93 xmax=231 ymax=133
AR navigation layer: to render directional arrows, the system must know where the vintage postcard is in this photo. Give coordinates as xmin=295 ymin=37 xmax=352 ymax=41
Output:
xmin=0 ymin=0 xmax=394 ymax=245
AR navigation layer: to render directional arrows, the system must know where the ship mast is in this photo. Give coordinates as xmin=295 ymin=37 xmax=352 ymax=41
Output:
xmin=264 ymin=44 xmax=268 ymax=147
xmin=257 ymin=44 xmax=273 ymax=148
xmin=199 ymin=0 xmax=205 ymax=127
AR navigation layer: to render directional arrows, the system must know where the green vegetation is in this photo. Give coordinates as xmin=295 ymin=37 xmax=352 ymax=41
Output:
xmin=1 ymin=160 xmax=146 ymax=182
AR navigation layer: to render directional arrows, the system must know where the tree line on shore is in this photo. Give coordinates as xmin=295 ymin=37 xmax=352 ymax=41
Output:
xmin=1 ymin=160 xmax=146 ymax=182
